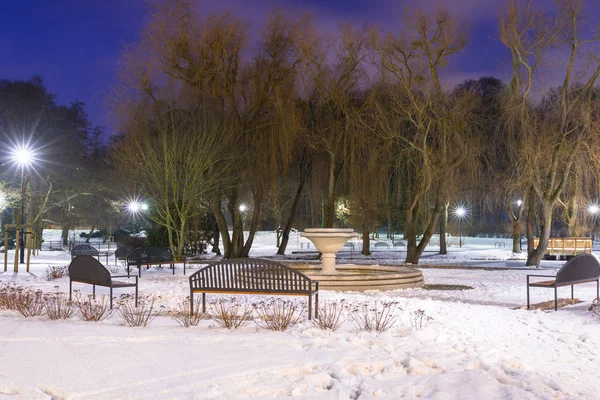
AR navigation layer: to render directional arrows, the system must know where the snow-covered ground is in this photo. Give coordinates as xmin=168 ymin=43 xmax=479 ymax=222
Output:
xmin=1 ymin=231 xmax=599 ymax=399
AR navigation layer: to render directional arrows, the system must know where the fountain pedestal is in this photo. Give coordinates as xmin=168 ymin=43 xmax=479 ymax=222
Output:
xmin=300 ymin=228 xmax=358 ymax=274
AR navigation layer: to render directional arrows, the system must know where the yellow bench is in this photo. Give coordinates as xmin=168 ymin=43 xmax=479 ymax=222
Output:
xmin=533 ymin=237 xmax=592 ymax=260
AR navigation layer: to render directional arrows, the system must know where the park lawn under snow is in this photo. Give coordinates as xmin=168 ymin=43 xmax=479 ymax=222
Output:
xmin=1 ymin=232 xmax=600 ymax=399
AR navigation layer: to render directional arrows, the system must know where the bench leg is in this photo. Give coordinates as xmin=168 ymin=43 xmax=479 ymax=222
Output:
xmin=308 ymin=293 xmax=312 ymax=320
xmin=139 ymin=263 xmax=142 ymax=278
xmin=69 ymin=280 xmax=72 ymax=301
xmin=135 ymin=281 xmax=138 ymax=307
xmin=526 ymin=284 xmax=530 ymax=310
xmin=183 ymin=260 xmax=186 ymax=276
xmin=202 ymin=293 xmax=206 ymax=313
xmin=571 ymin=285 xmax=574 ymax=299
xmin=315 ymin=292 xmax=319 ymax=319
xmin=93 ymin=285 xmax=96 ymax=300
xmin=190 ymin=290 xmax=194 ymax=316
xmin=110 ymin=287 xmax=113 ymax=309
xmin=554 ymin=287 xmax=558 ymax=311
xmin=172 ymin=263 xmax=175 ymax=275
xmin=597 ymin=280 xmax=599 ymax=300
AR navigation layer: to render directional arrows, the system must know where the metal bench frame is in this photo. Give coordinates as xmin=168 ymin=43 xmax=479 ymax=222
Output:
xmin=68 ymin=255 xmax=138 ymax=309
xmin=126 ymin=247 xmax=186 ymax=277
xmin=189 ymin=258 xmax=319 ymax=319
xmin=527 ymin=253 xmax=600 ymax=311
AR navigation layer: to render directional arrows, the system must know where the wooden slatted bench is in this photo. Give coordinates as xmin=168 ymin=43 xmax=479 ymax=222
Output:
xmin=126 ymin=247 xmax=186 ymax=277
xmin=189 ymin=258 xmax=319 ymax=319
xmin=527 ymin=253 xmax=600 ymax=311
xmin=534 ymin=237 xmax=592 ymax=260
xmin=69 ymin=255 xmax=138 ymax=309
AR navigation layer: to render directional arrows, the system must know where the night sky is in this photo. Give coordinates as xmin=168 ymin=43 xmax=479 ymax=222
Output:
xmin=1 ymin=0 xmax=515 ymax=135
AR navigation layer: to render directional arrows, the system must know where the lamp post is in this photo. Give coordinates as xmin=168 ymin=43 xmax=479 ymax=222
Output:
xmin=454 ymin=206 xmax=467 ymax=248
xmin=12 ymin=145 xmax=34 ymax=264
xmin=588 ymin=204 xmax=599 ymax=242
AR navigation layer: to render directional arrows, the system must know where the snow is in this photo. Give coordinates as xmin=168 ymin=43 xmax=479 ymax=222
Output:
xmin=1 ymin=230 xmax=599 ymax=399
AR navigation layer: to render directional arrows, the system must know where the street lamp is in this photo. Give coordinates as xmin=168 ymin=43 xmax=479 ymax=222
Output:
xmin=453 ymin=206 xmax=467 ymax=248
xmin=127 ymin=200 xmax=148 ymax=215
xmin=11 ymin=145 xmax=34 ymax=264
xmin=588 ymin=204 xmax=599 ymax=241
xmin=239 ymin=204 xmax=247 ymax=212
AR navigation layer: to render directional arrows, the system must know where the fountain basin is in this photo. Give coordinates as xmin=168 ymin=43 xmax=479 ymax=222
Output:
xmin=300 ymin=228 xmax=359 ymax=274
xmin=291 ymin=264 xmax=424 ymax=291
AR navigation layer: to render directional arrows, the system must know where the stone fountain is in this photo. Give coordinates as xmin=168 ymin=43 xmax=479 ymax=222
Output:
xmin=297 ymin=228 xmax=424 ymax=291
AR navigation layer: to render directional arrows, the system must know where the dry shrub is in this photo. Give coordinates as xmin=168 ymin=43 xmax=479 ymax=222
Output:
xmin=589 ymin=297 xmax=600 ymax=319
xmin=75 ymin=292 xmax=113 ymax=322
xmin=254 ymin=298 xmax=303 ymax=331
xmin=208 ymin=297 xmax=252 ymax=329
xmin=45 ymin=292 xmax=76 ymax=320
xmin=0 ymin=283 xmax=19 ymax=309
xmin=410 ymin=309 xmax=433 ymax=330
xmin=311 ymin=301 xmax=346 ymax=331
xmin=118 ymin=296 xmax=156 ymax=327
xmin=350 ymin=302 xmax=400 ymax=333
xmin=12 ymin=288 xmax=45 ymax=317
xmin=169 ymin=300 xmax=204 ymax=327
xmin=45 ymin=266 xmax=68 ymax=281
xmin=108 ymin=265 xmax=120 ymax=274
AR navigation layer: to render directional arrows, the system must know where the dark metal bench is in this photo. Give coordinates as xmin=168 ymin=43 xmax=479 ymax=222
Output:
xmin=189 ymin=258 xmax=319 ymax=319
xmin=71 ymin=244 xmax=109 ymax=264
xmin=69 ymin=255 xmax=138 ymax=309
xmin=126 ymin=247 xmax=185 ymax=277
xmin=527 ymin=253 xmax=600 ymax=311
xmin=114 ymin=245 xmax=134 ymax=265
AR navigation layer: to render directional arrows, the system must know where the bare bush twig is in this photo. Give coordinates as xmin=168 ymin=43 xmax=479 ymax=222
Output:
xmin=311 ymin=301 xmax=346 ymax=331
xmin=76 ymin=292 xmax=113 ymax=322
xmin=45 ymin=292 xmax=76 ymax=320
xmin=45 ymin=266 xmax=68 ymax=281
xmin=349 ymin=302 xmax=400 ymax=333
xmin=208 ymin=297 xmax=252 ymax=329
xmin=169 ymin=300 xmax=204 ymax=327
xmin=14 ymin=288 xmax=46 ymax=317
xmin=254 ymin=298 xmax=303 ymax=331
xmin=118 ymin=296 xmax=156 ymax=327
xmin=409 ymin=309 xmax=433 ymax=330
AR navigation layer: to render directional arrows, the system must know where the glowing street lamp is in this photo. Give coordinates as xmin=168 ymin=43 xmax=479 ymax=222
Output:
xmin=239 ymin=204 xmax=247 ymax=212
xmin=11 ymin=144 xmax=35 ymax=264
xmin=453 ymin=206 xmax=467 ymax=248
xmin=127 ymin=200 xmax=148 ymax=214
xmin=516 ymin=199 xmax=523 ymax=207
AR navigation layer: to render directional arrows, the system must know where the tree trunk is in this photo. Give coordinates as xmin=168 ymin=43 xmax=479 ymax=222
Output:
xmin=361 ymin=209 xmax=371 ymax=256
xmin=210 ymin=196 xmax=231 ymax=258
xmin=229 ymin=192 xmax=244 ymax=258
xmin=511 ymin=216 xmax=522 ymax=254
xmin=241 ymin=190 xmax=262 ymax=257
xmin=61 ymin=226 xmax=70 ymax=246
xmin=323 ymin=152 xmax=336 ymax=228
xmin=210 ymin=213 xmax=221 ymax=255
xmin=405 ymin=199 xmax=442 ymax=264
xmin=526 ymin=186 xmax=536 ymax=258
xmin=526 ymin=202 xmax=552 ymax=266
xmin=84 ymin=226 xmax=96 ymax=243
xmin=277 ymin=176 xmax=305 ymax=255
xmin=439 ymin=202 xmax=449 ymax=255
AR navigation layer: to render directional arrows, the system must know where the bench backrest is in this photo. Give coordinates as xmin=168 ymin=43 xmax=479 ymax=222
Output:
xmin=127 ymin=247 xmax=173 ymax=264
xmin=374 ymin=242 xmax=388 ymax=247
xmin=556 ymin=253 xmax=600 ymax=284
xmin=71 ymin=244 xmax=99 ymax=257
xmin=69 ymin=255 xmax=111 ymax=286
xmin=115 ymin=245 xmax=134 ymax=259
xmin=190 ymin=258 xmax=314 ymax=293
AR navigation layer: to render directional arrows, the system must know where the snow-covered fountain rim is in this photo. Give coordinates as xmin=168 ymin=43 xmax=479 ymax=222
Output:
xmin=302 ymin=228 xmax=356 ymax=234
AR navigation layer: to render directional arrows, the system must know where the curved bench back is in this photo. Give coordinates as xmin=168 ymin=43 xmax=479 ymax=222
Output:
xmin=556 ymin=253 xmax=600 ymax=284
xmin=71 ymin=244 xmax=99 ymax=257
xmin=127 ymin=247 xmax=173 ymax=264
xmin=115 ymin=245 xmax=134 ymax=258
xmin=190 ymin=258 xmax=313 ymax=293
xmin=69 ymin=255 xmax=111 ymax=286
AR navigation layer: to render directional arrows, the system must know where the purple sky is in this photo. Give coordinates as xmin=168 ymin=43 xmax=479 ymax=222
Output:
xmin=1 ymin=0 xmax=519 ymax=135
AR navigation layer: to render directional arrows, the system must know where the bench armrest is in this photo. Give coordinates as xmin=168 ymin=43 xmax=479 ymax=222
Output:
xmin=111 ymin=275 xmax=138 ymax=280
xmin=527 ymin=274 xmax=556 ymax=278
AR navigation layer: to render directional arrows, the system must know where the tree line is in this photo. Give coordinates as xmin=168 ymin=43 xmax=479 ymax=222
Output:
xmin=3 ymin=0 xmax=600 ymax=267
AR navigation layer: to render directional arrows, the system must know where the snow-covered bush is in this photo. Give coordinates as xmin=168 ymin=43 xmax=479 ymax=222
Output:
xmin=311 ymin=301 xmax=346 ymax=331
xmin=588 ymin=297 xmax=600 ymax=319
xmin=75 ymin=293 xmax=112 ymax=322
xmin=45 ymin=266 xmax=68 ymax=281
xmin=118 ymin=296 xmax=156 ymax=327
xmin=45 ymin=292 xmax=76 ymax=320
xmin=254 ymin=298 xmax=303 ymax=331
xmin=208 ymin=297 xmax=252 ymax=329
xmin=409 ymin=309 xmax=433 ymax=330
xmin=350 ymin=302 xmax=400 ymax=333
xmin=0 ymin=283 xmax=18 ymax=309
xmin=169 ymin=300 xmax=204 ymax=327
